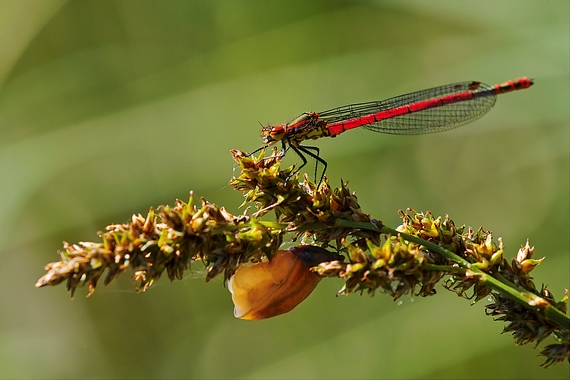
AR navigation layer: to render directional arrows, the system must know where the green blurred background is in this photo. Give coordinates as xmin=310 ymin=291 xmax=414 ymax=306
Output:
xmin=1 ymin=1 xmax=568 ymax=378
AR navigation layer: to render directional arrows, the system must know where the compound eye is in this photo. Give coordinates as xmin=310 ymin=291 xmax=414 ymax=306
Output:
xmin=261 ymin=125 xmax=285 ymax=143
xmin=271 ymin=125 xmax=285 ymax=137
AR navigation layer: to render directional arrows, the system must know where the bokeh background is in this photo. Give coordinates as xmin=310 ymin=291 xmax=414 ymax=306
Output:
xmin=1 ymin=1 xmax=568 ymax=378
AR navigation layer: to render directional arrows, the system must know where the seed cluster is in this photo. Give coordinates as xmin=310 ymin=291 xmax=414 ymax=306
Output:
xmin=35 ymin=149 xmax=568 ymax=366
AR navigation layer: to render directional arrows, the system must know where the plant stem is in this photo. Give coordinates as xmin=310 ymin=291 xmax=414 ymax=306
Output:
xmin=328 ymin=219 xmax=568 ymax=330
xmin=423 ymin=264 xmax=467 ymax=273
xmin=380 ymin=225 xmax=569 ymax=330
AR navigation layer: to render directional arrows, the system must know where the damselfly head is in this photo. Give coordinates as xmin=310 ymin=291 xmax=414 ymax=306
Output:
xmin=261 ymin=124 xmax=285 ymax=144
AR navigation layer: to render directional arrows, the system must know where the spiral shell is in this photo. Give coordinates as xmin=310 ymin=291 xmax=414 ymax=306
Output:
xmin=228 ymin=249 xmax=321 ymax=320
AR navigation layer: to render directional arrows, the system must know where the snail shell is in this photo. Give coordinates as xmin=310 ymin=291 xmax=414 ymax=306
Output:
xmin=228 ymin=248 xmax=322 ymax=320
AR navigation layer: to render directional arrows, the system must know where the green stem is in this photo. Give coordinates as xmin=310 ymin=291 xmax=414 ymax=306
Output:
xmin=494 ymin=272 xmax=522 ymax=289
xmin=279 ymin=218 xmax=569 ymax=329
xmin=380 ymin=226 xmax=569 ymax=330
xmin=381 ymin=226 xmax=472 ymax=267
xmin=476 ymin=270 xmax=569 ymax=329
xmin=333 ymin=219 xmax=381 ymax=232
xmin=423 ymin=264 xmax=467 ymax=273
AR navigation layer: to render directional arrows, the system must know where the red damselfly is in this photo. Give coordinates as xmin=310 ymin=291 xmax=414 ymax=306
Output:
xmin=254 ymin=77 xmax=533 ymax=184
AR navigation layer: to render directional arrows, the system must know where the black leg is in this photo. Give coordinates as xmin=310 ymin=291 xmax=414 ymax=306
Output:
xmin=290 ymin=145 xmax=308 ymax=176
xmin=250 ymin=142 xmax=327 ymax=186
xmin=248 ymin=145 xmax=264 ymax=157
xmin=248 ymin=141 xmax=288 ymax=159
xmin=296 ymin=145 xmax=327 ymax=185
xmin=280 ymin=140 xmax=289 ymax=157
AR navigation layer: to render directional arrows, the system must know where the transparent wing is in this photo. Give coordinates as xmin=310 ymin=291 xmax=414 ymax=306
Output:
xmin=319 ymin=81 xmax=497 ymax=135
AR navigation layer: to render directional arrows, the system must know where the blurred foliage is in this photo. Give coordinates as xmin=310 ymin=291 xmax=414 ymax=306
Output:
xmin=0 ymin=0 xmax=568 ymax=378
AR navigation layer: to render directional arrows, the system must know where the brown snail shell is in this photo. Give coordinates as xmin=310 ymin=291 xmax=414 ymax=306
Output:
xmin=228 ymin=249 xmax=321 ymax=320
